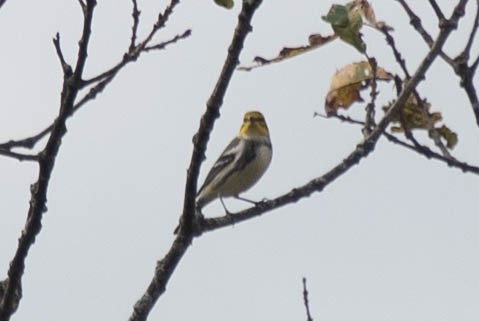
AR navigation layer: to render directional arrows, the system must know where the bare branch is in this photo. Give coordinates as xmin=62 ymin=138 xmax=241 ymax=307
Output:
xmin=0 ymin=1 xmax=97 ymax=320
xmin=302 ymin=278 xmax=314 ymax=321
xmin=135 ymin=0 xmax=181 ymax=53
xmin=77 ymin=0 xmax=86 ymax=14
xmin=143 ymin=29 xmax=191 ymax=52
xmin=129 ymin=0 xmax=141 ymax=52
xmin=379 ymin=25 xmax=411 ymax=78
xmin=0 ymin=1 xmax=189 ymax=154
xmin=395 ymin=0 xmax=455 ymax=65
xmin=0 ymin=149 xmax=38 ymax=162
xmin=428 ymin=0 xmax=446 ymax=21
xmin=82 ymin=0 xmax=184 ymax=88
xmin=363 ymin=56 xmax=378 ymax=135
xmin=384 ymin=132 xmax=479 ymax=174
xmin=128 ymin=1 xmax=264 ymax=321
xmin=326 ymin=114 xmax=479 ymax=175
xmin=72 ymin=0 xmax=96 ymax=87
xmin=396 ymin=0 xmax=434 ymax=45
xmin=461 ymin=1 xmax=479 ymax=60
xmin=452 ymin=1 xmax=479 ymax=127
xmin=53 ymin=33 xmax=73 ymax=76
xmin=0 ymin=125 xmax=52 ymax=150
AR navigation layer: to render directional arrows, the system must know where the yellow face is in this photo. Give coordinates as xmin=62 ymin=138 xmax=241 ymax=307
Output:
xmin=239 ymin=111 xmax=269 ymax=137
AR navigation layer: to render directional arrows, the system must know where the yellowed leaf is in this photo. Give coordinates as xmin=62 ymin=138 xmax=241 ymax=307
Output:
xmin=385 ymin=94 xmax=458 ymax=149
xmin=325 ymin=61 xmax=393 ymax=114
xmin=436 ymin=125 xmax=458 ymax=149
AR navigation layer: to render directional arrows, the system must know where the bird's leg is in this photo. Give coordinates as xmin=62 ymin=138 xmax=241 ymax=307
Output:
xmin=234 ymin=195 xmax=264 ymax=205
xmin=219 ymin=196 xmax=233 ymax=215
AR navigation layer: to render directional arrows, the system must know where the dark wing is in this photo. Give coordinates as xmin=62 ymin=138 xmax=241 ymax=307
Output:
xmin=231 ymin=139 xmax=258 ymax=172
xmin=197 ymin=137 xmax=240 ymax=195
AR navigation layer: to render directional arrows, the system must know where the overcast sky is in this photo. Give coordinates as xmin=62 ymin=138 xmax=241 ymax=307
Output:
xmin=1 ymin=1 xmax=478 ymax=321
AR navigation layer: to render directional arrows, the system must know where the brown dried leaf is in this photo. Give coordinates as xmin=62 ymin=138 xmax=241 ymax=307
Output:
xmin=325 ymin=61 xmax=393 ymax=114
xmin=238 ymin=33 xmax=337 ymax=71
xmin=351 ymin=0 xmax=393 ymax=31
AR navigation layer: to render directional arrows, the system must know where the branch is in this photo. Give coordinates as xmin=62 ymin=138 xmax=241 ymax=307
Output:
xmin=363 ymin=56 xmax=378 ymax=135
xmin=129 ymin=0 xmax=141 ymax=52
xmin=384 ymin=132 xmax=479 ymax=174
xmin=397 ymin=0 xmax=479 ymax=126
xmin=302 ymin=278 xmax=314 ymax=321
xmin=326 ymin=113 xmax=479 ymax=175
xmin=143 ymin=29 xmax=191 ymax=52
xmin=76 ymin=29 xmax=190 ymax=109
xmin=428 ymin=0 xmax=446 ymax=21
xmin=83 ymin=0 xmax=182 ymax=87
xmin=460 ymin=0 xmax=479 ymax=61
xmin=379 ymin=24 xmax=411 ymax=78
xmin=127 ymin=1 xmax=264 ymax=321
xmin=0 ymin=125 xmax=52 ymax=150
xmin=395 ymin=0 xmax=455 ymax=65
xmin=0 ymin=2 xmax=189 ymax=153
xmin=0 ymin=149 xmax=38 ymax=162
xmin=453 ymin=1 xmax=479 ymax=127
xmin=197 ymin=0 xmax=469 ymax=233
xmin=0 ymin=1 xmax=97 ymax=320
xmin=53 ymin=33 xmax=73 ymax=76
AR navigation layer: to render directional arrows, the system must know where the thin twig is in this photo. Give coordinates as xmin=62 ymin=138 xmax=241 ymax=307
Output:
xmin=0 ymin=150 xmax=39 ymax=162
xmin=302 ymin=278 xmax=314 ymax=321
xmin=129 ymin=0 xmax=141 ymax=52
xmin=82 ymin=0 xmax=185 ymax=87
xmin=428 ymin=0 xmax=446 ymax=21
xmin=327 ymin=113 xmax=479 ymax=174
xmin=384 ymin=132 xmax=479 ymax=174
xmin=461 ymin=1 xmax=479 ymax=60
xmin=0 ymin=7 xmax=190 ymax=153
xmin=395 ymin=0 xmax=455 ymax=65
xmin=78 ymin=0 xmax=86 ymax=14
xmin=143 ymin=29 xmax=192 ymax=52
xmin=53 ymin=33 xmax=73 ymax=76
xmin=363 ymin=56 xmax=378 ymax=135
xmin=379 ymin=25 xmax=411 ymax=78
xmin=453 ymin=1 xmax=479 ymax=127
xmin=0 ymin=126 xmax=52 ymax=150
xmin=76 ymin=30 xmax=190 ymax=110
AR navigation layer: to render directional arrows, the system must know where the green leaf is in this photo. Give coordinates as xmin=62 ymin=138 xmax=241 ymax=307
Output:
xmin=214 ymin=0 xmax=234 ymax=9
xmin=322 ymin=3 xmax=366 ymax=53
xmin=436 ymin=125 xmax=458 ymax=149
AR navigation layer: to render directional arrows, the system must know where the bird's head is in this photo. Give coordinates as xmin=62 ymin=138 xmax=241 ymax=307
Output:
xmin=239 ymin=111 xmax=270 ymax=138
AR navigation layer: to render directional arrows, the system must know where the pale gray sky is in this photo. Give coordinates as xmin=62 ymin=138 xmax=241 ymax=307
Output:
xmin=1 ymin=1 xmax=478 ymax=321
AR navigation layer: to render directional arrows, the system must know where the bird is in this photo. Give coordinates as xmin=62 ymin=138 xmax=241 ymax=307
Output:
xmin=196 ymin=110 xmax=272 ymax=212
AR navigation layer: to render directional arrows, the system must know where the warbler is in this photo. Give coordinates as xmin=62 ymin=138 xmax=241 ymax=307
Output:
xmin=196 ymin=110 xmax=272 ymax=211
